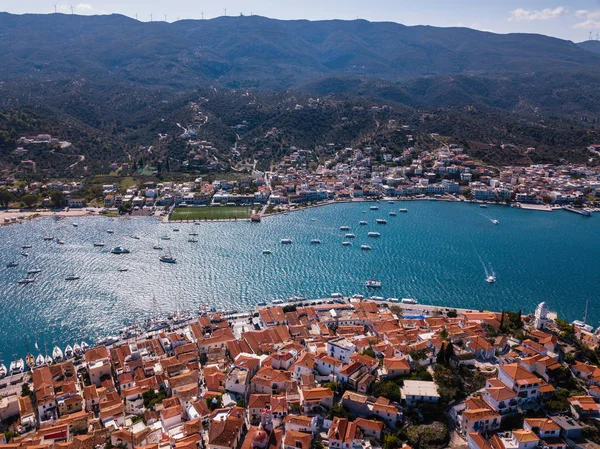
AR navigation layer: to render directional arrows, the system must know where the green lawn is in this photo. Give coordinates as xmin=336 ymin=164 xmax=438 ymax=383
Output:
xmin=170 ymin=206 xmax=252 ymax=221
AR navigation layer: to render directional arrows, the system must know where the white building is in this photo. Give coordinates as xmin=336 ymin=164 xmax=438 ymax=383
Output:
xmin=534 ymin=302 xmax=549 ymax=330
xmin=327 ymin=337 xmax=356 ymax=364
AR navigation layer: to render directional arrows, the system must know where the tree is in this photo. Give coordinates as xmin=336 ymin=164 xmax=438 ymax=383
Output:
xmin=439 ymin=328 xmax=448 ymax=340
xmin=49 ymin=190 xmax=67 ymax=208
xmin=0 ymin=189 xmax=13 ymax=208
xmin=207 ymin=395 xmax=222 ymax=411
xmin=447 ymin=309 xmax=458 ymax=318
xmin=363 ymin=347 xmax=377 ymax=359
xmin=21 ymin=383 xmax=33 ymax=397
xmin=327 ymin=403 xmax=352 ymax=420
xmin=436 ymin=343 xmax=447 ymax=366
xmin=21 ymin=194 xmax=39 ymax=208
xmin=383 ymin=435 xmax=402 ymax=449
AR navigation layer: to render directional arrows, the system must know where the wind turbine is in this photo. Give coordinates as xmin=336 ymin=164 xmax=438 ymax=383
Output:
xmin=590 ymin=30 xmax=594 ymax=40
xmin=70 ymin=5 xmax=74 ymax=14
xmin=163 ymin=13 xmax=167 ymax=22
xmin=52 ymin=4 xmax=57 ymax=13
xmin=223 ymin=7 xmax=227 ymax=17
xmin=201 ymin=11 xmax=204 ymax=19
xmin=150 ymin=12 xmax=153 ymax=22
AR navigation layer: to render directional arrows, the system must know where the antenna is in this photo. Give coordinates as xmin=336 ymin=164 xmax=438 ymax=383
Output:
xmin=150 ymin=12 xmax=153 ymax=22
xmin=163 ymin=13 xmax=167 ymax=22
xmin=201 ymin=11 xmax=204 ymax=20
xmin=223 ymin=7 xmax=227 ymax=17
xmin=53 ymin=3 xmax=57 ymax=13
xmin=70 ymin=5 xmax=74 ymax=14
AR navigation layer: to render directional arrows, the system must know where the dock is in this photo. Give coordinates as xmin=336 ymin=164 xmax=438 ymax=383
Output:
xmin=563 ymin=206 xmax=592 ymax=216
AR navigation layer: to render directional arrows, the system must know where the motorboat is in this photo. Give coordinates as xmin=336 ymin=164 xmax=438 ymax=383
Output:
xmin=342 ymin=241 xmax=352 ymax=246
xmin=64 ymin=345 xmax=73 ymax=358
xmin=65 ymin=275 xmax=80 ymax=281
xmin=161 ymin=236 xmax=171 ymax=240
xmin=189 ymin=233 xmax=199 ymax=236
xmin=345 ymin=233 xmax=356 ymax=238
xmin=22 ymin=245 xmax=32 ymax=249
xmin=365 ymin=280 xmax=382 ymax=288
xmin=107 ymin=229 xmax=114 ymax=234
xmin=153 ymin=245 xmax=163 ymax=250
xmin=111 ymin=247 xmax=130 ymax=254
xmin=370 ymin=206 xmax=379 ymax=210
xmin=72 ymin=223 xmax=78 ymax=227
xmin=310 ymin=239 xmax=322 ymax=244
xmin=35 ymin=354 xmax=45 ymax=366
xmin=6 ymin=262 xmax=18 ymax=268
xmin=361 ymin=245 xmax=371 ymax=250
xmin=359 ymin=221 xmax=368 ymax=225
xmin=280 ymin=238 xmax=293 ymax=244
xmin=340 ymin=226 xmax=350 ymax=231
xmin=73 ymin=343 xmax=82 ymax=356
xmin=262 ymin=249 xmax=272 ymax=254
xmin=388 ymin=201 xmax=395 ymax=204
xmin=399 ymin=208 xmax=408 ymax=213
xmin=56 ymin=239 xmax=65 ymax=244
xmin=371 ymin=296 xmax=384 ymax=301
xmin=43 ymin=236 xmax=54 ymax=241
xmin=376 ymin=219 xmax=387 ymax=224
xmin=188 ymin=238 xmax=198 ymax=243
xmin=27 ymin=268 xmax=42 ymax=275
xmin=80 ymin=341 xmax=90 ymax=352
xmin=118 ymin=268 xmax=128 ymax=272
xmin=388 ymin=297 xmax=400 ymax=303
xmin=159 ymin=255 xmax=177 ymax=264
xmin=368 ymin=232 xmax=380 ymax=238
xmin=401 ymin=298 xmax=418 ymax=304
xmin=480 ymin=204 xmax=488 ymax=208
xmin=52 ymin=346 xmax=63 ymax=362
xmin=131 ymin=235 xmax=140 ymax=240
xmin=18 ymin=278 xmax=35 ymax=284
xmin=486 ymin=275 xmax=496 ymax=283
xmin=492 ymin=219 xmax=499 ymax=225
xmin=9 ymin=358 xmax=24 ymax=375
xmin=331 ymin=292 xmax=343 ymax=298
xmin=389 ymin=211 xmax=397 ymax=216
xmin=172 ymin=228 xmax=180 ymax=232
xmin=93 ymin=242 xmax=105 ymax=247
xmin=21 ymin=252 xmax=29 ymax=257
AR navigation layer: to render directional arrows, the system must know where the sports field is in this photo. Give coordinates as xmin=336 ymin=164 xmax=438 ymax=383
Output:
xmin=170 ymin=206 xmax=252 ymax=221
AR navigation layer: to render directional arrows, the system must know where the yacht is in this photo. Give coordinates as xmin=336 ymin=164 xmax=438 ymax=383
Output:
xmin=35 ymin=354 xmax=45 ymax=366
xmin=368 ymin=232 xmax=380 ymax=238
xmin=80 ymin=341 xmax=90 ymax=352
xmin=22 ymin=244 xmax=32 ymax=249
xmin=486 ymin=275 xmax=496 ymax=283
xmin=262 ymin=249 xmax=273 ymax=255
xmin=480 ymin=204 xmax=488 ymax=208
xmin=388 ymin=297 xmax=400 ymax=303
xmin=280 ymin=238 xmax=293 ymax=244
xmin=56 ymin=239 xmax=65 ymax=245
xmin=399 ymin=208 xmax=408 ymax=213
xmin=72 ymin=223 xmax=78 ymax=227
xmin=389 ymin=211 xmax=397 ymax=216
xmin=331 ymin=292 xmax=343 ymax=298
xmin=9 ymin=358 xmax=24 ymax=375
xmin=340 ymin=226 xmax=350 ymax=231
xmin=345 ymin=233 xmax=356 ymax=238
xmin=44 ymin=354 xmax=53 ymax=365
xmin=492 ymin=219 xmax=499 ymax=225
xmin=359 ymin=221 xmax=368 ymax=225
xmin=153 ymin=245 xmax=163 ymax=250
xmin=18 ymin=278 xmax=36 ymax=284
xmin=6 ymin=262 xmax=18 ymax=268
xmin=188 ymin=238 xmax=198 ymax=243
xmin=27 ymin=268 xmax=42 ymax=275
xmin=118 ymin=268 xmax=128 ymax=272
xmin=376 ymin=219 xmax=387 ymax=224
xmin=361 ymin=245 xmax=371 ymax=250
xmin=107 ymin=229 xmax=114 ymax=234
xmin=371 ymin=296 xmax=385 ymax=301
xmin=159 ymin=255 xmax=177 ymax=264
xmin=43 ymin=236 xmax=54 ymax=241
xmin=25 ymin=352 xmax=35 ymax=369
xmin=65 ymin=275 xmax=80 ymax=281
xmin=64 ymin=345 xmax=74 ymax=358
xmin=94 ymin=242 xmax=105 ymax=247
xmin=370 ymin=206 xmax=379 ymax=210
xmin=310 ymin=239 xmax=322 ymax=244
xmin=111 ymin=247 xmax=130 ymax=254
xmin=365 ymin=280 xmax=382 ymax=288
xmin=73 ymin=343 xmax=82 ymax=356
xmin=52 ymin=346 xmax=64 ymax=362
xmin=342 ymin=241 xmax=352 ymax=246
xmin=401 ymin=298 xmax=418 ymax=304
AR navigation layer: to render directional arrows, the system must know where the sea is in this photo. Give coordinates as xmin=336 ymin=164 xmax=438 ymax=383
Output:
xmin=0 ymin=201 xmax=599 ymax=361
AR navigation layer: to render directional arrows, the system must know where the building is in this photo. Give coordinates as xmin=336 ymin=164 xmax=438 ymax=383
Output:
xmin=400 ymin=380 xmax=440 ymax=405
xmin=534 ymin=302 xmax=549 ymax=330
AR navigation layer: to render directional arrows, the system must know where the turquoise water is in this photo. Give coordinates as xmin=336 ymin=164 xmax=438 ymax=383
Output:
xmin=0 ymin=201 xmax=599 ymax=360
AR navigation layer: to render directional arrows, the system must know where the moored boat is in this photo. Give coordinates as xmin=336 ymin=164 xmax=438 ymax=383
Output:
xmin=80 ymin=341 xmax=90 ymax=352
xmin=365 ymin=279 xmax=382 ymax=288
xmin=310 ymin=239 xmax=322 ymax=244
xmin=73 ymin=343 xmax=82 ymax=356
xmin=6 ymin=261 xmax=18 ymax=268
xmin=111 ymin=247 xmax=130 ymax=254
xmin=368 ymin=232 xmax=380 ymax=238
xmin=376 ymin=219 xmax=387 ymax=224
xmin=27 ymin=268 xmax=41 ymax=275
xmin=64 ymin=345 xmax=73 ymax=358
xmin=9 ymin=358 xmax=24 ymax=375
xmin=52 ymin=346 xmax=63 ymax=362
xmin=280 ymin=238 xmax=293 ymax=244
xmin=159 ymin=255 xmax=177 ymax=264
xmin=25 ymin=353 xmax=35 ymax=369
xmin=361 ymin=245 xmax=371 ymax=250
xmin=401 ymin=298 xmax=418 ymax=304
xmin=35 ymin=354 xmax=45 ymax=366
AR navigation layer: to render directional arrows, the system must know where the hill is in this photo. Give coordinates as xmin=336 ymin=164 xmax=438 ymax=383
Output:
xmin=578 ymin=40 xmax=600 ymax=55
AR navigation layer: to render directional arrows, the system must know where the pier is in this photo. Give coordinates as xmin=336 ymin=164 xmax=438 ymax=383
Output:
xmin=563 ymin=206 xmax=592 ymax=216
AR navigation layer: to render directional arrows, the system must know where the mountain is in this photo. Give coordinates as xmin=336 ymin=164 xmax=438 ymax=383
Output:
xmin=0 ymin=13 xmax=599 ymax=90
xmin=578 ymin=40 xmax=600 ymax=55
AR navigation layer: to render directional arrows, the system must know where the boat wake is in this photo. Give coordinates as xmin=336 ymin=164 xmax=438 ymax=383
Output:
xmin=476 ymin=252 xmax=496 ymax=282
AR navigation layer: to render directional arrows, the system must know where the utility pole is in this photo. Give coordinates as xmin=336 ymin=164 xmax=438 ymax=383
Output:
xmin=223 ymin=7 xmax=227 ymax=17
xmin=201 ymin=11 xmax=204 ymax=19
xmin=150 ymin=12 xmax=153 ymax=22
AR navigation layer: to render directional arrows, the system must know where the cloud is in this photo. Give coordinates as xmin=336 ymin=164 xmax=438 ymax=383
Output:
xmin=573 ymin=10 xmax=600 ymax=29
xmin=54 ymin=2 xmax=106 ymax=15
xmin=508 ymin=7 xmax=568 ymax=21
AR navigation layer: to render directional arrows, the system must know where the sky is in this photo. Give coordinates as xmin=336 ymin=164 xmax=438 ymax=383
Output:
xmin=3 ymin=0 xmax=600 ymax=42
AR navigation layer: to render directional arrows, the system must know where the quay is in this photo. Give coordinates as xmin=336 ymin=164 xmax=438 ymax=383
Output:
xmin=563 ymin=205 xmax=592 ymax=216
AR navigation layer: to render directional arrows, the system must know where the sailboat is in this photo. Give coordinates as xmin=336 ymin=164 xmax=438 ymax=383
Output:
xmin=44 ymin=343 xmax=53 ymax=365
xmin=52 ymin=346 xmax=63 ymax=362
xmin=64 ymin=345 xmax=73 ymax=359
xmin=9 ymin=357 xmax=24 ymax=375
xmin=73 ymin=342 xmax=82 ymax=356
xmin=35 ymin=353 xmax=45 ymax=366
xmin=80 ymin=341 xmax=90 ymax=352
xmin=0 ymin=353 xmax=6 ymax=378
xmin=25 ymin=338 xmax=35 ymax=370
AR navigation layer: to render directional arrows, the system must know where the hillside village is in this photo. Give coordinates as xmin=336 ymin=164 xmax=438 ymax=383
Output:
xmin=2 ymin=299 xmax=600 ymax=449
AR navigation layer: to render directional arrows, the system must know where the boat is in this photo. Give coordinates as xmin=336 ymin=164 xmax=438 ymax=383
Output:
xmin=56 ymin=239 xmax=65 ymax=244
xmin=388 ymin=297 xmax=400 ymax=303
xmin=342 ymin=241 xmax=352 ymax=246
xmin=389 ymin=211 xmax=397 ymax=216
xmin=399 ymin=208 xmax=408 ymax=213
xmin=153 ymin=245 xmax=163 ymax=250
xmin=370 ymin=206 xmax=379 ymax=210
xmin=345 ymin=233 xmax=356 ymax=238
xmin=189 ymin=233 xmax=199 ymax=236
xmin=18 ymin=278 xmax=35 ymax=284
xmin=43 ymin=236 xmax=54 ymax=241
xmin=365 ymin=280 xmax=382 ymax=288
xmin=340 ymin=226 xmax=350 ymax=231
xmin=0 ymin=360 xmax=6 ymax=378
xmin=21 ymin=252 xmax=29 ymax=257
xmin=64 ymin=345 xmax=73 ymax=358
xmin=65 ymin=275 xmax=80 ymax=280
xmin=118 ymin=268 xmax=128 ymax=272
xmin=111 ymin=247 xmax=130 ymax=254
xmin=9 ymin=358 xmax=24 ymax=375
xmin=188 ymin=239 xmax=198 ymax=243
xmin=376 ymin=219 xmax=387 ymax=224
xmin=486 ymin=275 xmax=496 ymax=283
xmin=131 ymin=235 xmax=140 ymax=240
xmin=359 ymin=221 xmax=368 ymax=225
xmin=388 ymin=201 xmax=395 ymax=204
xmin=371 ymin=296 xmax=384 ymax=301
xmin=368 ymin=232 xmax=380 ymax=238
xmin=35 ymin=354 xmax=45 ymax=366
xmin=173 ymin=228 xmax=180 ymax=232
xmin=161 ymin=236 xmax=171 ymax=240
xmin=80 ymin=341 xmax=90 ymax=352
xmin=44 ymin=354 xmax=53 ymax=365
xmin=107 ymin=229 xmax=114 ymax=234
xmin=93 ymin=242 xmax=105 ymax=247
xmin=401 ymin=298 xmax=418 ymax=304
xmin=159 ymin=255 xmax=177 ymax=264
xmin=73 ymin=343 xmax=82 ymax=356
xmin=492 ymin=219 xmax=499 ymax=225
xmin=25 ymin=352 xmax=35 ymax=369
xmin=27 ymin=268 xmax=42 ymax=275
xmin=480 ymin=204 xmax=488 ymax=208
xmin=331 ymin=292 xmax=343 ymax=298
xmin=361 ymin=245 xmax=371 ymax=250
xmin=262 ymin=249 xmax=272 ymax=255
xmin=280 ymin=238 xmax=293 ymax=244
xmin=22 ymin=245 xmax=32 ymax=249
xmin=311 ymin=218 xmax=318 ymax=222
xmin=6 ymin=262 xmax=18 ymax=268
xmin=52 ymin=346 xmax=63 ymax=362
xmin=72 ymin=223 xmax=78 ymax=227
xmin=310 ymin=239 xmax=322 ymax=244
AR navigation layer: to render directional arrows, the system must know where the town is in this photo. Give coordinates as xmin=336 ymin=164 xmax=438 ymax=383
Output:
xmin=2 ymin=297 xmax=600 ymax=449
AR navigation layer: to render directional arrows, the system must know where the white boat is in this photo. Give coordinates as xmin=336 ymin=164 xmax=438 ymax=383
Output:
xmin=388 ymin=201 xmax=395 ymax=204
xmin=389 ymin=211 xmax=397 ymax=216
xmin=27 ymin=268 xmax=42 ymax=274
xmin=310 ymin=239 xmax=321 ymax=244
xmin=359 ymin=221 xmax=368 ymax=225
xmin=22 ymin=244 xmax=32 ymax=249
xmin=44 ymin=354 xmax=53 ymax=365
xmin=342 ymin=241 xmax=352 ymax=246
xmin=107 ymin=229 xmax=114 ymax=234
xmin=43 ymin=236 xmax=54 ymax=241
xmin=111 ymin=247 xmax=130 ymax=254
xmin=72 ymin=223 xmax=78 ymax=227
xmin=80 ymin=341 xmax=90 ymax=352
xmin=9 ymin=358 xmax=24 ymax=375
xmin=345 ymin=233 xmax=356 ymax=238
xmin=370 ymin=206 xmax=379 ymax=210
xmin=480 ymin=204 xmax=488 ymax=208
xmin=64 ymin=345 xmax=73 ymax=358
xmin=492 ymin=219 xmax=499 ymax=225
xmin=21 ymin=252 xmax=29 ymax=257
xmin=35 ymin=354 xmax=45 ymax=366
xmin=365 ymin=280 xmax=382 ymax=288
xmin=368 ymin=232 xmax=380 ymax=238
xmin=56 ymin=239 xmax=65 ymax=245
xmin=388 ymin=297 xmax=400 ymax=303
xmin=65 ymin=275 xmax=80 ymax=280
xmin=371 ymin=295 xmax=384 ymax=301
xmin=0 ymin=363 xmax=6 ymax=378
xmin=340 ymin=226 xmax=350 ymax=231
xmin=160 ymin=255 xmax=177 ymax=264
xmin=262 ymin=249 xmax=272 ymax=254
xmin=280 ymin=238 xmax=293 ymax=244
xmin=73 ymin=343 xmax=82 ymax=356
xmin=153 ymin=244 xmax=163 ymax=250
xmin=93 ymin=242 xmax=105 ymax=247
xmin=401 ymin=298 xmax=418 ymax=304
xmin=6 ymin=262 xmax=18 ymax=268
xmin=399 ymin=208 xmax=408 ymax=213
xmin=361 ymin=245 xmax=371 ymax=250
xmin=331 ymin=293 xmax=343 ymax=298
xmin=52 ymin=346 xmax=63 ymax=362
xmin=18 ymin=278 xmax=35 ymax=284
xmin=376 ymin=219 xmax=387 ymax=224
xmin=486 ymin=275 xmax=496 ymax=283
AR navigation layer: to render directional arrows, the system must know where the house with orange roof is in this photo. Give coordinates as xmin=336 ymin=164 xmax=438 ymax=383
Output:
xmin=270 ymin=350 xmax=298 ymax=370
xmin=523 ymin=418 xmax=562 ymax=441
xmin=315 ymin=354 xmax=343 ymax=376
xmin=283 ymin=430 xmax=312 ymax=449
xmin=381 ymin=357 xmax=410 ymax=379
xmin=290 ymin=353 xmax=316 ymax=380
xmin=121 ymin=386 xmax=147 ymax=415
xmin=497 ymin=363 xmax=541 ymax=402
xmin=251 ymin=366 xmax=291 ymax=395
xmin=498 ymin=429 xmax=540 ymax=449
xmin=354 ymin=418 xmax=383 ymax=439
xmin=300 ymin=388 xmax=333 ymax=413
xmin=160 ymin=404 xmax=183 ymax=431
xmin=466 ymin=336 xmax=495 ymax=361
xmin=282 ymin=415 xmax=318 ymax=434
xmin=568 ymin=395 xmax=600 ymax=419
xmin=85 ymin=346 xmax=112 ymax=388
xmin=467 ymin=433 xmax=493 ymax=449
xmin=240 ymin=426 xmax=282 ymax=449
xmin=328 ymin=418 xmax=362 ymax=449
xmin=327 ymin=337 xmax=356 ymax=363
xmin=483 ymin=378 xmax=518 ymax=415
xmin=458 ymin=398 xmax=501 ymax=434
xmin=247 ymin=394 xmax=270 ymax=423
xmin=18 ymin=395 xmax=36 ymax=431
xmin=207 ymin=408 xmax=244 ymax=449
